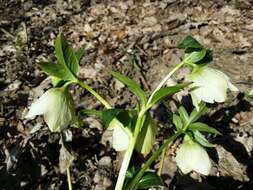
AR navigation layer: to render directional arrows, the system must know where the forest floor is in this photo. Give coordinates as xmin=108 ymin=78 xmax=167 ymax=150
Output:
xmin=0 ymin=0 xmax=253 ymax=189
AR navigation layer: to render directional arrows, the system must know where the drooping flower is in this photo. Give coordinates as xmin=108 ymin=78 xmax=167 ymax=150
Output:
xmin=189 ymin=66 xmax=238 ymax=108
xmin=175 ymin=137 xmax=211 ymax=175
xmin=108 ymin=119 xmax=130 ymax=151
xmin=25 ymin=88 xmax=75 ymax=132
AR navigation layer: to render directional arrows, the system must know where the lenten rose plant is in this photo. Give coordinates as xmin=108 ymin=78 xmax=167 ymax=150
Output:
xmin=25 ymin=35 xmax=238 ymax=190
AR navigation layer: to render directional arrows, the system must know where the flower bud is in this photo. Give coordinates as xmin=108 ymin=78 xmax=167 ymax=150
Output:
xmin=189 ymin=66 xmax=238 ymax=109
xmin=25 ymin=88 xmax=75 ymax=132
xmin=175 ymin=137 xmax=211 ymax=175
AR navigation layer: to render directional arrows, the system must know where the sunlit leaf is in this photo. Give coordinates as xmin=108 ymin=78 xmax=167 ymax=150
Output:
xmin=147 ymin=84 xmax=188 ymax=109
xmin=55 ymin=34 xmax=79 ymax=75
xmin=184 ymin=49 xmax=206 ymax=64
xmin=111 ymin=71 xmax=147 ymax=106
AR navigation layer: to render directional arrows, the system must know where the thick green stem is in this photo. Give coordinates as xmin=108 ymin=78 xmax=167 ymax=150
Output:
xmin=157 ymin=148 xmax=166 ymax=176
xmin=67 ymin=167 xmax=72 ymax=190
xmin=147 ymin=61 xmax=185 ymax=105
xmin=115 ymin=111 xmax=145 ymax=190
xmin=127 ymin=132 xmax=182 ymax=190
xmin=74 ymin=78 xmax=112 ymax=109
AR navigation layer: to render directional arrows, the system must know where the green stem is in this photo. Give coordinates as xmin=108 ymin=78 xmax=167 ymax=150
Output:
xmin=67 ymin=167 xmax=73 ymax=190
xmin=115 ymin=110 xmax=145 ymax=190
xmin=127 ymin=131 xmax=182 ymax=190
xmin=74 ymin=78 xmax=112 ymax=109
xmin=157 ymin=148 xmax=166 ymax=176
xmin=147 ymin=61 xmax=185 ymax=105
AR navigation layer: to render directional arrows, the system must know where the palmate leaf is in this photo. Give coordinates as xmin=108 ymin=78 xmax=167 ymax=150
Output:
xmin=111 ymin=71 xmax=147 ymax=107
xmin=38 ymin=62 xmax=73 ymax=80
xmin=147 ymin=83 xmax=188 ymax=109
xmin=188 ymin=102 xmax=208 ymax=123
xmin=55 ymin=34 xmax=79 ymax=75
xmin=193 ymin=130 xmax=215 ymax=148
xmin=178 ymin=36 xmax=203 ymax=50
xmin=172 ymin=113 xmax=183 ymax=131
xmin=184 ymin=49 xmax=207 ymax=64
xmin=188 ymin=122 xmax=221 ymax=135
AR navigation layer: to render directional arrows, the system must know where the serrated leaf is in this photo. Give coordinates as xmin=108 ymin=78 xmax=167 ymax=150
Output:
xmin=148 ymin=84 xmax=188 ymax=109
xmin=178 ymin=36 xmax=203 ymax=50
xmin=184 ymin=49 xmax=206 ymax=64
xmin=189 ymin=102 xmax=208 ymax=123
xmin=111 ymin=71 xmax=147 ymax=106
xmin=173 ymin=113 xmax=183 ymax=131
xmin=137 ymin=172 xmax=164 ymax=189
xmin=135 ymin=113 xmax=157 ymax=157
xmin=178 ymin=106 xmax=189 ymax=125
xmin=38 ymin=62 xmax=73 ymax=80
xmin=188 ymin=122 xmax=221 ymax=135
xmin=193 ymin=131 xmax=215 ymax=147
xmin=55 ymin=34 xmax=79 ymax=75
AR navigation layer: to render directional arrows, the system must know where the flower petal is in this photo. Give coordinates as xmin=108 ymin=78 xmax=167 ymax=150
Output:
xmin=112 ymin=125 xmax=130 ymax=151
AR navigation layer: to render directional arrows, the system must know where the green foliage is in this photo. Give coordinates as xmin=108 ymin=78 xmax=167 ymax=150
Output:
xmin=111 ymin=71 xmax=147 ymax=107
xmin=188 ymin=122 xmax=221 ymax=135
xmin=178 ymin=36 xmax=203 ymax=50
xmin=193 ymin=130 xmax=215 ymax=147
xmin=172 ymin=113 xmax=183 ymax=131
xmin=137 ymin=172 xmax=164 ymax=189
xmin=147 ymin=83 xmax=189 ymax=109
xmin=178 ymin=106 xmax=190 ymax=126
xmin=188 ymin=102 xmax=208 ymax=123
xmin=38 ymin=34 xmax=85 ymax=85
xmin=178 ymin=36 xmax=212 ymax=65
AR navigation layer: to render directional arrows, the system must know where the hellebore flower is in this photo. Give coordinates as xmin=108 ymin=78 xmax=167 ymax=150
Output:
xmin=175 ymin=137 xmax=211 ymax=175
xmin=189 ymin=66 xmax=238 ymax=108
xmin=108 ymin=119 xmax=130 ymax=151
xmin=25 ymin=88 xmax=75 ymax=132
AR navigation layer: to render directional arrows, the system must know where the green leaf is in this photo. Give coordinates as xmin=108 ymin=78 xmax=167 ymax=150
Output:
xmin=178 ymin=36 xmax=203 ymax=50
xmin=193 ymin=131 xmax=215 ymax=147
xmin=101 ymin=109 xmax=122 ymax=127
xmin=188 ymin=122 xmax=221 ymax=135
xmin=148 ymin=84 xmax=188 ymax=109
xmin=195 ymin=49 xmax=213 ymax=65
xmin=75 ymin=47 xmax=85 ymax=63
xmin=135 ymin=113 xmax=157 ymax=157
xmin=173 ymin=113 xmax=183 ymax=131
xmin=137 ymin=172 xmax=164 ymax=189
xmin=184 ymin=49 xmax=207 ymax=64
xmin=178 ymin=106 xmax=189 ymax=125
xmin=51 ymin=76 xmax=65 ymax=87
xmin=55 ymin=34 xmax=79 ymax=75
xmin=38 ymin=62 xmax=73 ymax=80
xmin=111 ymin=71 xmax=147 ymax=106
xmin=189 ymin=102 xmax=208 ymax=123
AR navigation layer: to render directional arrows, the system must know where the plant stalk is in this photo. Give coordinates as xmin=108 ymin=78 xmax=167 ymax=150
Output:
xmin=67 ymin=167 xmax=72 ymax=190
xmin=115 ymin=110 xmax=145 ymax=190
xmin=157 ymin=148 xmax=166 ymax=176
xmin=147 ymin=61 xmax=185 ymax=105
xmin=74 ymin=78 xmax=112 ymax=109
xmin=127 ymin=131 xmax=182 ymax=190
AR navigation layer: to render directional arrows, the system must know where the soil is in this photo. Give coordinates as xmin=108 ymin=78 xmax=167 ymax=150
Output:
xmin=0 ymin=0 xmax=253 ymax=190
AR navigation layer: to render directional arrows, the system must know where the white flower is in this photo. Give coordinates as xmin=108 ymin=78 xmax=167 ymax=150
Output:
xmin=108 ymin=119 xmax=130 ymax=151
xmin=25 ymin=88 xmax=75 ymax=132
xmin=175 ymin=138 xmax=211 ymax=175
xmin=190 ymin=66 xmax=238 ymax=108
